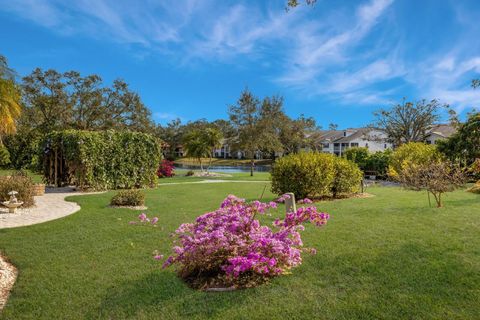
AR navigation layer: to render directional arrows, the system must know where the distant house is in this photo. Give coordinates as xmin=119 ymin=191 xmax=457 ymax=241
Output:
xmin=425 ymin=124 xmax=456 ymax=145
xmin=308 ymin=128 xmax=392 ymax=156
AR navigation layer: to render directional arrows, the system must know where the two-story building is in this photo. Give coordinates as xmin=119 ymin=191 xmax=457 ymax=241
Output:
xmin=309 ymin=128 xmax=392 ymax=156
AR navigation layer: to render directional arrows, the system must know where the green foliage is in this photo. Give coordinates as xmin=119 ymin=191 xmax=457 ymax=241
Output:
xmin=3 ymin=130 xmax=42 ymax=170
xmin=271 ymin=152 xmax=362 ymax=199
xmin=332 ymin=157 xmax=363 ymax=197
xmin=0 ymin=170 xmax=35 ymax=207
xmin=437 ymin=112 xmax=480 ymax=167
xmin=388 ymin=142 xmax=441 ymax=180
xmin=365 ymin=150 xmax=392 ymax=177
xmin=110 ymin=189 xmax=145 ymax=206
xmin=344 ymin=147 xmax=369 ymax=170
xmin=372 ymin=99 xmax=445 ymax=145
xmin=42 ymin=130 xmax=162 ymax=190
xmin=21 ymin=69 xmax=155 ymax=134
xmin=0 ymin=144 xmax=10 ymax=167
xmin=344 ymin=148 xmax=392 ymax=178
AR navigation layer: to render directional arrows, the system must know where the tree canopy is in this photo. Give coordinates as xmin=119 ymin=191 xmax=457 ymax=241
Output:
xmin=372 ymin=99 xmax=445 ymax=145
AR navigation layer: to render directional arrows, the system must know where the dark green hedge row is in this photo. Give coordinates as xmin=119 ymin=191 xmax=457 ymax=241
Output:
xmin=42 ymin=130 xmax=162 ymax=190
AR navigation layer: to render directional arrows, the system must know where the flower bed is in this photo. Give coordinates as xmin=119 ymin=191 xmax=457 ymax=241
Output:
xmin=160 ymin=194 xmax=330 ymax=290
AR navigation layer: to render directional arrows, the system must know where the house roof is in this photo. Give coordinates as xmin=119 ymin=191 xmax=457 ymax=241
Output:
xmin=427 ymin=124 xmax=456 ymax=138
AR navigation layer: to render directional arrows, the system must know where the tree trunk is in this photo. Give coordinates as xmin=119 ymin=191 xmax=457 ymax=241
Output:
xmin=250 ymin=159 xmax=254 ymax=177
xmin=199 ymin=158 xmax=203 ymax=172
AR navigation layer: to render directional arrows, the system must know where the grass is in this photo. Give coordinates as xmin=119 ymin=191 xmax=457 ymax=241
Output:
xmin=0 ymin=169 xmax=43 ymax=184
xmin=174 ymin=157 xmax=273 ymax=166
xmin=1 ymin=183 xmax=479 ymax=319
xmin=157 ymin=170 xmax=271 ymax=184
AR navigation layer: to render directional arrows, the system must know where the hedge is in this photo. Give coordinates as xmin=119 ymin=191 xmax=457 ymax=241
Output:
xmin=41 ymin=130 xmax=162 ymax=190
xmin=271 ymin=152 xmax=362 ymax=199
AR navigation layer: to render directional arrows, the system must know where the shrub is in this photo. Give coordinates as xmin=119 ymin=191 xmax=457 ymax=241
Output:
xmin=271 ymin=152 xmax=362 ymax=199
xmin=161 ymin=194 xmax=330 ymax=289
xmin=41 ymin=130 xmax=162 ymax=190
xmin=344 ymin=147 xmax=369 ymax=170
xmin=185 ymin=170 xmax=195 ymax=177
xmin=0 ymin=144 xmax=10 ymax=167
xmin=388 ymin=142 xmax=441 ymax=180
xmin=0 ymin=171 xmax=35 ymax=207
xmin=332 ymin=157 xmax=363 ymax=197
xmin=365 ymin=150 xmax=392 ymax=178
xmin=157 ymin=159 xmax=175 ymax=178
xmin=398 ymin=160 xmax=465 ymax=207
xmin=110 ymin=189 xmax=145 ymax=207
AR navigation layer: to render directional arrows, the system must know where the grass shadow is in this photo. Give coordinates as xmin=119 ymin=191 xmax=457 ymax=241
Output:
xmin=93 ymin=271 xmax=257 ymax=319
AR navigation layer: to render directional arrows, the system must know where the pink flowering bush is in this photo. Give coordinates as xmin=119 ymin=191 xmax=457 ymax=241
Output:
xmin=157 ymin=159 xmax=175 ymax=178
xmin=161 ymin=194 xmax=330 ymax=289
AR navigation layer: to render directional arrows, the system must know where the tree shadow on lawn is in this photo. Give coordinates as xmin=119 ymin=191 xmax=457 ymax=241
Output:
xmin=93 ymin=271 xmax=257 ymax=319
xmin=342 ymin=242 xmax=480 ymax=319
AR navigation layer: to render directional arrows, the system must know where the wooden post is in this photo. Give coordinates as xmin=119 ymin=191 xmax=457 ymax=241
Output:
xmin=285 ymin=192 xmax=296 ymax=213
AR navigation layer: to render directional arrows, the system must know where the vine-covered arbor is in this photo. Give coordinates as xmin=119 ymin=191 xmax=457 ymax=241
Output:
xmin=42 ymin=130 xmax=162 ymax=190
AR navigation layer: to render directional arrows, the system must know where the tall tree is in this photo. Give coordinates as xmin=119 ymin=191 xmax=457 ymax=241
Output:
xmin=280 ymin=115 xmax=317 ymax=154
xmin=287 ymin=0 xmax=316 ymax=8
xmin=0 ymin=55 xmax=22 ymax=145
xmin=437 ymin=112 xmax=480 ymax=167
xmin=64 ymin=71 xmax=104 ymax=130
xmin=328 ymin=123 xmax=338 ymax=130
xmin=372 ymin=99 xmax=445 ymax=145
xmin=20 ymin=69 xmax=155 ymax=134
xmin=229 ymin=89 xmax=263 ymax=176
xmin=157 ymin=118 xmax=184 ymax=159
xmin=257 ymin=95 xmax=285 ymax=156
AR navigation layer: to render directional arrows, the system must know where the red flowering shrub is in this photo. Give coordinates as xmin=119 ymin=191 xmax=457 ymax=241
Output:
xmin=160 ymin=194 xmax=330 ymax=289
xmin=157 ymin=159 xmax=175 ymax=178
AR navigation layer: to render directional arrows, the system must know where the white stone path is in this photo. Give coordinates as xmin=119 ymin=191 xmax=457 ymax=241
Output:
xmin=0 ymin=187 xmax=102 ymax=229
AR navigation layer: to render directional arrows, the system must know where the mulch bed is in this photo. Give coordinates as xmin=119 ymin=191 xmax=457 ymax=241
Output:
xmin=0 ymin=253 xmax=17 ymax=311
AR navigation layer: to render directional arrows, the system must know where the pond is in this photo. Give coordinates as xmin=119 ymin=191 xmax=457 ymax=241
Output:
xmin=174 ymin=163 xmax=271 ymax=173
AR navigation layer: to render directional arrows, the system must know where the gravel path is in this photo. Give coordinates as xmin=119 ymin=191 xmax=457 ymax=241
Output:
xmin=0 ymin=187 xmax=101 ymax=229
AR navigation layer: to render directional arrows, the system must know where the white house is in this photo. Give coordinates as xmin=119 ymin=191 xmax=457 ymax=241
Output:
xmin=308 ymin=128 xmax=392 ymax=156
xmin=425 ymin=124 xmax=456 ymax=145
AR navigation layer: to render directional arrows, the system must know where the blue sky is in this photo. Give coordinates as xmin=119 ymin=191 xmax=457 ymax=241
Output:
xmin=1 ymin=0 xmax=480 ymax=128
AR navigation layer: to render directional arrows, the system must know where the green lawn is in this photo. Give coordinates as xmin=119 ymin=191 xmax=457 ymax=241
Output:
xmin=1 ymin=184 xmax=479 ymax=319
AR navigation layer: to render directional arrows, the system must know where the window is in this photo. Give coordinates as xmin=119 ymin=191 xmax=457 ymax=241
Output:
xmin=384 ymin=144 xmax=387 ymax=149
xmin=322 ymin=143 xmax=329 ymax=148
xmin=334 ymin=143 xmax=340 ymax=147
xmin=350 ymin=143 xmax=359 ymax=147
xmin=343 ymin=131 xmax=347 ymax=137
xmin=426 ymin=140 xmax=432 ymax=144
xmin=365 ymin=143 xmax=369 ymax=148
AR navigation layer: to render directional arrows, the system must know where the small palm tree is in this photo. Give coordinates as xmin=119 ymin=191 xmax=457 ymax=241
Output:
xmin=183 ymin=130 xmax=210 ymax=172
xmin=0 ymin=55 xmax=22 ymax=145
xmin=204 ymin=128 xmax=223 ymax=172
